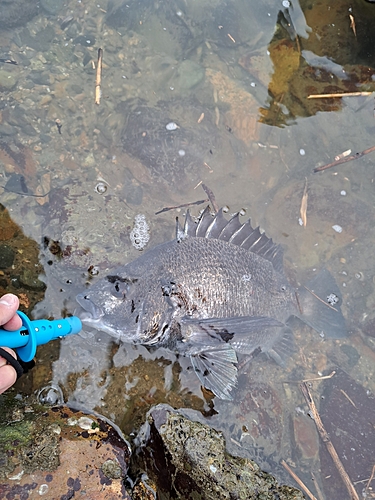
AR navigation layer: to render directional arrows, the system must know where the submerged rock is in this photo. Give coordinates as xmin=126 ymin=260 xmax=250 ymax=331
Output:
xmin=132 ymin=404 xmax=304 ymax=499
xmin=0 ymin=394 xmax=132 ymax=498
xmin=0 ymin=0 xmax=39 ymax=29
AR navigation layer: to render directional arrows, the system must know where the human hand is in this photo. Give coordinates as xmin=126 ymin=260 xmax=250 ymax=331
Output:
xmin=0 ymin=294 xmax=22 ymax=394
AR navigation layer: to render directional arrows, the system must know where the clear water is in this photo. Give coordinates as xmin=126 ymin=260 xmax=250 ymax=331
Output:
xmin=1 ymin=0 xmax=375 ymax=497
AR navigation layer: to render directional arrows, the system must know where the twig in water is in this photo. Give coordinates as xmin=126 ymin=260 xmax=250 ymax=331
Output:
xmin=281 ymin=460 xmax=317 ymax=500
xmin=364 ymin=464 xmax=375 ymax=498
xmin=202 ymin=183 xmax=219 ymax=213
xmin=308 ymin=91 xmax=372 ymax=99
xmin=303 ymin=285 xmax=338 ymax=312
xmin=349 ymin=14 xmax=357 ymax=38
xmin=95 ymin=48 xmax=103 ymax=105
xmin=302 ymin=371 xmax=336 ymax=383
xmin=300 ymin=178 xmax=308 ymax=227
xmin=311 ymin=472 xmax=325 ymax=500
xmin=155 ymin=199 xmax=207 ymax=215
xmin=314 ymin=144 xmax=375 ymax=172
xmin=340 ymin=389 xmax=358 ymax=409
xmin=300 ymin=382 xmax=360 ymax=500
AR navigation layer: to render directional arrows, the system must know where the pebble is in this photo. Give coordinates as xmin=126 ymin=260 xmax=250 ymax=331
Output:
xmin=166 ymin=122 xmax=179 ymax=131
xmin=332 ymin=224 xmax=343 ymax=233
xmin=299 ymin=148 xmax=306 ymax=156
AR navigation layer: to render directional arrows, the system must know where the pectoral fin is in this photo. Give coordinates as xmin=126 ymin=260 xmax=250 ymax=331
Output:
xmin=180 ymin=315 xmax=284 ymax=344
xmin=188 ymin=344 xmax=238 ymax=400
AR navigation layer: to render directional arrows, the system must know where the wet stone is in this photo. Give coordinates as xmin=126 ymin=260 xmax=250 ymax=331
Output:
xmin=0 ymin=70 xmax=18 ymax=91
xmin=73 ymin=35 xmax=96 ymax=47
xmin=40 ymin=0 xmax=64 ymax=15
xmin=0 ymin=0 xmax=39 ymax=28
xmin=29 ymin=70 xmax=53 ymax=86
xmin=319 ymin=369 xmax=375 ymax=499
xmin=105 ymin=0 xmax=149 ymax=30
xmin=0 ymin=123 xmax=17 ymax=136
xmin=0 ymin=394 xmax=131 ymax=498
xmin=0 ymin=244 xmax=15 ymax=269
xmin=133 ymin=404 xmax=304 ymax=499
xmin=119 ymin=97 xmax=222 ymax=189
xmin=19 ymin=269 xmax=46 ymax=291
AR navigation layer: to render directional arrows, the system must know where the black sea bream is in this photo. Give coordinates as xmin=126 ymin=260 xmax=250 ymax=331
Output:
xmin=76 ymin=206 xmax=346 ymax=399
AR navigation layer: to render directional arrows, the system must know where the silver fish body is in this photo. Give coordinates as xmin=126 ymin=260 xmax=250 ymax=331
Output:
xmin=77 ymin=207 xmax=346 ymax=399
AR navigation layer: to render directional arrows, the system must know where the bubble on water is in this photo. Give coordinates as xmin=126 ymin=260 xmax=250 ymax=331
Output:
xmin=130 ymin=214 xmax=150 ymax=250
xmin=178 ymin=149 xmax=186 ymax=156
xmin=95 ymin=182 xmax=107 ymax=194
xmin=299 ymin=148 xmax=306 ymax=156
xmin=37 ymin=384 xmax=64 ymax=405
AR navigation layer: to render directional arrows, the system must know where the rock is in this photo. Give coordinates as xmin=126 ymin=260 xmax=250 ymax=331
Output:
xmin=19 ymin=269 xmax=46 ymax=291
xmin=105 ymin=0 xmax=149 ymax=30
xmin=0 ymin=244 xmax=15 ymax=269
xmin=0 ymin=70 xmax=17 ymax=91
xmin=40 ymin=0 xmax=64 ymax=15
xmin=133 ymin=404 xmax=304 ymax=499
xmin=319 ymin=369 xmax=375 ymax=499
xmin=0 ymin=394 xmax=132 ymax=498
xmin=0 ymin=123 xmax=16 ymax=136
xmin=172 ymin=59 xmax=205 ymax=91
xmin=0 ymin=0 xmax=39 ymax=29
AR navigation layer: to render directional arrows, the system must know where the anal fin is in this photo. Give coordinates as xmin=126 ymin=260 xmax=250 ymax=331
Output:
xmin=187 ymin=344 xmax=238 ymax=400
xmin=266 ymin=327 xmax=295 ymax=366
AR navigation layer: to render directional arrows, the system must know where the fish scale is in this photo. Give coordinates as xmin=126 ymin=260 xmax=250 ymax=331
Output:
xmin=76 ymin=206 xmax=347 ymax=400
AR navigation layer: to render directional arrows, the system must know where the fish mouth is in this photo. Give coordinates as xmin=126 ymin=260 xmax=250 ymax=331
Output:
xmin=75 ymin=293 xmax=124 ymax=340
xmin=76 ymin=293 xmax=104 ymax=323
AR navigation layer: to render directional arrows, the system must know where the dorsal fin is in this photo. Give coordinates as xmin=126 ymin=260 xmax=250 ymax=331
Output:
xmin=180 ymin=206 xmax=284 ymax=272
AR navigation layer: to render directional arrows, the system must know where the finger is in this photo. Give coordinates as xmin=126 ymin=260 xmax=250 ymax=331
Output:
xmin=0 ymin=294 xmax=20 ymax=328
xmin=0 ymin=347 xmax=17 ymax=367
xmin=2 ymin=314 xmax=22 ymax=331
xmin=0 ymin=365 xmax=17 ymax=394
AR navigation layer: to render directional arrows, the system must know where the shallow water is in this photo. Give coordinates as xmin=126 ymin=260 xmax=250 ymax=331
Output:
xmin=1 ymin=0 xmax=375 ymax=497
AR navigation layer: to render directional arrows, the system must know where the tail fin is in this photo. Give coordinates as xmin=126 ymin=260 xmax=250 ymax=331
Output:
xmin=297 ymin=269 xmax=347 ymax=339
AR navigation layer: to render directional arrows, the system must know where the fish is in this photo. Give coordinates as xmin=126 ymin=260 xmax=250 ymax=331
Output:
xmin=76 ymin=206 xmax=347 ymax=400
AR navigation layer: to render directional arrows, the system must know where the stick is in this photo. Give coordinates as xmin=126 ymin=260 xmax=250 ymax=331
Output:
xmin=364 ymin=464 xmax=375 ymax=498
xmin=311 ymin=472 xmax=325 ymax=500
xmin=302 ymin=370 xmax=336 ymax=383
xmin=202 ymin=184 xmax=219 ymax=213
xmin=300 ymin=382 xmax=359 ymax=500
xmin=313 ymin=144 xmax=375 ymax=172
xmin=95 ymin=48 xmax=103 ymax=105
xmin=302 ymin=285 xmax=338 ymax=312
xmin=155 ymin=199 xmax=207 ymax=215
xmin=300 ymin=178 xmax=308 ymax=227
xmin=308 ymin=91 xmax=372 ymax=99
xmin=281 ymin=460 xmax=317 ymax=500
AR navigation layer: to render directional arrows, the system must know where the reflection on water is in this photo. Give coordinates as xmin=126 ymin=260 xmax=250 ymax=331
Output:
xmin=1 ymin=0 xmax=375 ymax=497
